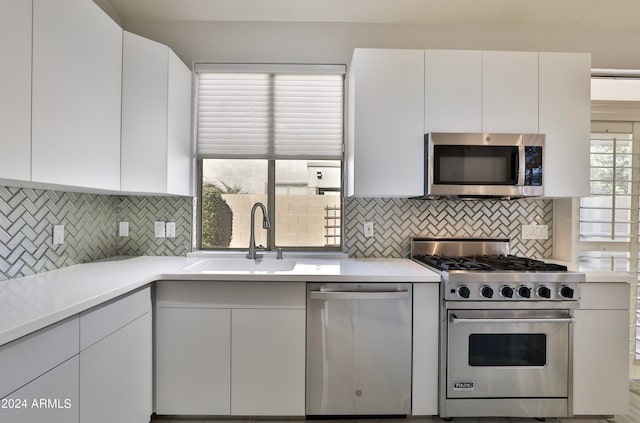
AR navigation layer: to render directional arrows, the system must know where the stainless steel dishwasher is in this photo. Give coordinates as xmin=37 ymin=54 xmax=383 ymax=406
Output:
xmin=306 ymin=282 xmax=412 ymax=416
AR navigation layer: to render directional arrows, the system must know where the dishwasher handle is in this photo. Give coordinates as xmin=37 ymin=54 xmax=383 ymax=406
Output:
xmin=309 ymin=289 xmax=410 ymax=301
xmin=450 ymin=314 xmax=575 ymax=324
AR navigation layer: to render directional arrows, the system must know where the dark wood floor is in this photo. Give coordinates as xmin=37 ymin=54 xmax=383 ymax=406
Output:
xmin=152 ymin=380 xmax=640 ymax=423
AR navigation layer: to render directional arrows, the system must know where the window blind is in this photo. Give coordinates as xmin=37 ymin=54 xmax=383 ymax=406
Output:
xmin=196 ymin=66 xmax=344 ymax=159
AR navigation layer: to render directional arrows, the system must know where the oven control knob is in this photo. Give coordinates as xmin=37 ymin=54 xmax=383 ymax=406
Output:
xmin=537 ymin=286 xmax=552 ymax=298
xmin=480 ymin=285 xmax=494 ymax=298
xmin=559 ymin=285 xmax=575 ymax=299
xmin=456 ymin=285 xmax=471 ymax=299
xmin=500 ymin=286 xmax=514 ymax=298
xmin=517 ymin=285 xmax=531 ymax=298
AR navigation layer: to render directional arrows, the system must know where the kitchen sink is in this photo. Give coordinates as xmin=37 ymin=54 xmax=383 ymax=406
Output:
xmin=182 ymin=257 xmax=297 ymax=273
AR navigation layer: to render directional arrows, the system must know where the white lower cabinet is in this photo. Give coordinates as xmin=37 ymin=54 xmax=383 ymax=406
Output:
xmin=573 ymin=282 xmax=630 ymax=416
xmin=231 ymin=308 xmax=305 ymax=415
xmin=79 ymin=288 xmax=152 ymax=423
xmin=80 ymin=313 xmax=152 ymax=423
xmin=411 ymin=283 xmax=439 ymax=415
xmin=155 ymin=308 xmax=231 ymax=415
xmin=155 ymin=281 xmax=306 ymax=416
xmin=0 ymin=356 xmax=79 ymax=423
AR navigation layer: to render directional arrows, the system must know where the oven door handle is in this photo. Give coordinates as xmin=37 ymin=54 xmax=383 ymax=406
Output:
xmin=450 ymin=315 xmax=575 ymax=324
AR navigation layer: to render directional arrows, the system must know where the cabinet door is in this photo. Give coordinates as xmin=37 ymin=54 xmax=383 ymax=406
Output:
xmin=231 ymin=308 xmax=305 ymax=416
xmin=482 ymin=51 xmax=538 ymax=133
xmin=412 ymin=283 xmax=439 ymax=415
xmin=32 ymin=0 xmax=122 ymax=191
xmin=0 ymin=356 xmax=79 ymax=423
xmin=0 ymin=0 xmax=31 ymax=182
xmin=539 ymin=52 xmax=591 ymax=197
xmin=80 ymin=313 xmax=152 ymax=423
xmin=348 ymin=48 xmax=424 ymax=197
xmin=155 ymin=307 xmax=231 ymax=415
xmin=573 ymin=309 xmax=629 ymax=415
xmin=166 ymin=49 xmax=193 ymax=196
xmin=121 ymin=31 xmax=169 ymax=194
xmin=425 ymin=50 xmax=482 ymax=133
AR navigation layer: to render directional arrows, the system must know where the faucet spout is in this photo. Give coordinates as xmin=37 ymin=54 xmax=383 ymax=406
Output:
xmin=247 ymin=202 xmax=271 ymax=260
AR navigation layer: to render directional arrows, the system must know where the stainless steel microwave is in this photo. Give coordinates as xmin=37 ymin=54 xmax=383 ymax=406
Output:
xmin=425 ymin=132 xmax=544 ymax=198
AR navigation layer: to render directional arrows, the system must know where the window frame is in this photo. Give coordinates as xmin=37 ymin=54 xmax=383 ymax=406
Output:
xmin=194 ymin=64 xmax=346 ymax=252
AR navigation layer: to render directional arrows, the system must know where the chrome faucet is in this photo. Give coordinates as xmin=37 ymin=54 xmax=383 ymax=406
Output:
xmin=247 ymin=202 xmax=271 ymax=260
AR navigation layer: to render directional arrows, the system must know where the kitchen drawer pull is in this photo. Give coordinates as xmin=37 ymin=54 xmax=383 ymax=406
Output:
xmin=309 ymin=290 xmax=410 ymax=301
xmin=450 ymin=316 xmax=575 ymax=324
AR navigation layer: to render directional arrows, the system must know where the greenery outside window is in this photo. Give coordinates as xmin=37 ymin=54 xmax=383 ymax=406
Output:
xmin=195 ymin=64 xmax=345 ymax=250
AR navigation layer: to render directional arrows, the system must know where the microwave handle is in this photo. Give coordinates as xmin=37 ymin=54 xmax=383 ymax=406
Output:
xmin=516 ymin=146 xmax=525 ymax=185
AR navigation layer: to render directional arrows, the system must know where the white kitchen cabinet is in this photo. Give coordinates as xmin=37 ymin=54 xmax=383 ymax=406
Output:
xmin=347 ymin=48 xmax=424 ymax=197
xmin=79 ymin=288 xmax=152 ymax=423
xmin=0 ymin=356 xmax=79 ymax=423
xmin=155 ymin=307 xmax=231 ymax=415
xmin=482 ymin=51 xmax=539 ymax=133
xmin=231 ymin=308 xmax=305 ymax=415
xmin=412 ymin=283 xmax=440 ymax=415
xmin=0 ymin=0 xmax=31 ymax=182
xmin=80 ymin=313 xmax=152 ymax=423
xmin=121 ymin=31 xmax=193 ymax=196
xmin=573 ymin=282 xmax=630 ymax=416
xmin=539 ymin=52 xmax=591 ymax=197
xmin=0 ymin=316 xmax=79 ymax=423
xmin=424 ymin=50 xmax=482 ymax=133
xmin=155 ymin=281 xmax=306 ymax=416
xmin=32 ymin=0 xmax=122 ymax=191
xmin=0 ymin=317 xmax=79 ymax=400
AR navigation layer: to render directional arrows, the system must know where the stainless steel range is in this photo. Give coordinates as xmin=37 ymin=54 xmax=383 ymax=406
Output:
xmin=411 ymin=238 xmax=585 ymax=419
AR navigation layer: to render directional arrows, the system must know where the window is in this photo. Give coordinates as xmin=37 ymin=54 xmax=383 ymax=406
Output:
xmin=195 ymin=64 xmax=345 ymax=250
xmin=579 ymin=123 xmax=638 ymax=272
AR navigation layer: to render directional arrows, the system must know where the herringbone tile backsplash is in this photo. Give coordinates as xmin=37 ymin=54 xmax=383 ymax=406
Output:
xmin=0 ymin=185 xmax=551 ymax=281
xmin=0 ymin=187 xmax=118 ymax=281
xmin=0 ymin=187 xmax=193 ymax=281
xmin=344 ymin=197 xmax=553 ymax=258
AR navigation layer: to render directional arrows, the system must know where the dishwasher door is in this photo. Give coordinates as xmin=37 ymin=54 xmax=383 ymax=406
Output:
xmin=306 ymin=282 xmax=412 ymax=416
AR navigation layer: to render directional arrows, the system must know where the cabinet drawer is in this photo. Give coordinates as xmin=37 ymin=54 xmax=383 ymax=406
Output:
xmin=579 ymin=282 xmax=629 ymax=310
xmin=0 ymin=316 xmax=79 ymax=398
xmin=80 ymin=287 xmax=150 ymax=350
xmin=156 ymin=281 xmax=305 ymax=309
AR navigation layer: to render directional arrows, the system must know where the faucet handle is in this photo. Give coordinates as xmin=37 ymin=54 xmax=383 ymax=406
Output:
xmin=276 ymin=248 xmax=283 ymax=260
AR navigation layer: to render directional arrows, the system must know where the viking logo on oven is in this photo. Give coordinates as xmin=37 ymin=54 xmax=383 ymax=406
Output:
xmin=453 ymin=382 xmax=475 ymax=391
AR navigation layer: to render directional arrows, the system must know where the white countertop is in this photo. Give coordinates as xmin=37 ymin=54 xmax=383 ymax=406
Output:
xmin=0 ymin=255 xmax=440 ymax=347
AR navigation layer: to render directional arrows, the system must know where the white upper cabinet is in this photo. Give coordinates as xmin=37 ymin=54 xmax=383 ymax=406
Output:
xmin=121 ymin=32 xmax=193 ymax=196
xmin=539 ymin=52 xmax=591 ymax=197
xmin=482 ymin=51 xmax=539 ymax=133
xmin=425 ymin=50 xmax=482 ymax=133
xmin=32 ymin=0 xmax=122 ymax=191
xmin=0 ymin=0 xmax=31 ymax=182
xmin=347 ymin=48 xmax=424 ymax=197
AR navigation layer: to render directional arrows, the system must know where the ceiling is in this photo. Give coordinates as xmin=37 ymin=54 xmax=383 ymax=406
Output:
xmin=104 ymin=0 xmax=640 ymax=30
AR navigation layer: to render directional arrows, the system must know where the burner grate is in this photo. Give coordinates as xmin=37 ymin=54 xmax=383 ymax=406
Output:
xmin=414 ymin=254 xmax=567 ymax=272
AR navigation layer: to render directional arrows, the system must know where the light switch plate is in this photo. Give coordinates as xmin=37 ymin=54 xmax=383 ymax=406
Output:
xmin=154 ymin=221 xmax=166 ymax=238
xmin=363 ymin=221 xmax=374 ymax=238
xmin=165 ymin=222 xmax=176 ymax=238
xmin=53 ymin=225 xmax=64 ymax=245
xmin=119 ymin=221 xmax=129 ymax=237
xmin=522 ymin=224 xmax=548 ymax=240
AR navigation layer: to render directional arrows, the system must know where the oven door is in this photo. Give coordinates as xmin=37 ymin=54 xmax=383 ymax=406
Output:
xmin=446 ymin=309 xmax=572 ymax=399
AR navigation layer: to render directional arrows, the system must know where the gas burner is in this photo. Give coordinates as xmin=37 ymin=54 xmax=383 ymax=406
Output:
xmin=413 ymin=254 xmax=567 ymax=272
xmin=415 ymin=255 xmax=494 ymax=271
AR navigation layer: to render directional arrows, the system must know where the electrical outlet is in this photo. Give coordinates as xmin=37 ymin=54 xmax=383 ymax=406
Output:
xmin=166 ymin=222 xmax=176 ymax=238
xmin=363 ymin=221 xmax=374 ymax=238
xmin=118 ymin=221 xmax=129 ymax=237
xmin=154 ymin=221 xmax=166 ymax=238
xmin=53 ymin=225 xmax=64 ymax=245
xmin=522 ymin=224 xmax=548 ymax=240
